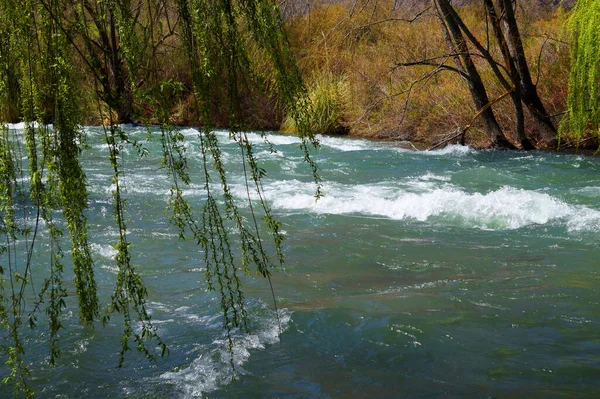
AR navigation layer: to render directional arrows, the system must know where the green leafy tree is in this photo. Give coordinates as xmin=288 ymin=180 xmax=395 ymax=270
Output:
xmin=0 ymin=0 xmax=318 ymax=396
xmin=563 ymin=0 xmax=600 ymax=141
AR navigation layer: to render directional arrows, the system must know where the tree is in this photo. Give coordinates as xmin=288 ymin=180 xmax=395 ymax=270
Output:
xmin=434 ymin=0 xmax=515 ymax=148
xmin=481 ymin=0 xmax=533 ymax=149
xmin=437 ymin=0 xmax=557 ymax=149
xmin=39 ymin=0 xmax=163 ymax=124
xmin=400 ymin=0 xmax=558 ymax=149
xmin=496 ymin=0 xmax=557 ymax=148
xmin=0 ymin=0 xmax=317 ymax=396
xmin=563 ymin=0 xmax=600 ymax=141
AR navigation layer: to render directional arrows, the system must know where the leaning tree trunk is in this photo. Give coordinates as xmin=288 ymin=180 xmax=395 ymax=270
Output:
xmin=435 ymin=0 xmax=514 ymax=148
xmin=499 ymin=0 xmax=557 ymax=149
xmin=105 ymin=59 xmax=135 ymax=124
xmin=483 ymin=0 xmax=534 ymax=150
xmin=80 ymin=2 xmax=136 ymax=124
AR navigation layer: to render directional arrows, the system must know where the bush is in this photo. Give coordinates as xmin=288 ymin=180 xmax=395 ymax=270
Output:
xmin=282 ymin=72 xmax=350 ymax=135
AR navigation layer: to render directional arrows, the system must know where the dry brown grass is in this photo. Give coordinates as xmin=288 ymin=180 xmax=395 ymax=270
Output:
xmin=71 ymin=0 xmax=571 ymax=145
xmin=285 ymin=0 xmax=570 ymax=146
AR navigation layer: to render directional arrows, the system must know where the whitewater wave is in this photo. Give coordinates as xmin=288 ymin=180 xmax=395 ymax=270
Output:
xmin=424 ymin=144 xmax=474 ymax=156
xmin=243 ymin=131 xmax=301 ymax=146
xmin=216 ymin=131 xmax=374 ymax=151
xmin=179 ymin=129 xmax=302 ymax=148
xmin=91 ymin=243 xmax=117 ymax=260
xmin=317 ymin=135 xmax=381 ymax=152
xmin=160 ymin=307 xmax=290 ymax=398
xmin=3 ymin=121 xmax=45 ymax=130
xmin=260 ymin=179 xmax=600 ymax=231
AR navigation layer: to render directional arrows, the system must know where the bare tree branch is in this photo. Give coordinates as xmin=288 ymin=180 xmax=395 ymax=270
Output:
xmin=429 ymin=87 xmax=515 ymax=150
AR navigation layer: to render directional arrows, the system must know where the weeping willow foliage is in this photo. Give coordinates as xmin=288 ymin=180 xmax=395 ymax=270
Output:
xmin=562 ymin=0 xmax=600 ymax=140
xmin=0 ymin=0 xmax=317 ymax=396
xmin=174 ymin=0 xmax=320 ymax=353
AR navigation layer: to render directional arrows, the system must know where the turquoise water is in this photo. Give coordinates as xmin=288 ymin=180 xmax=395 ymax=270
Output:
xmin=3 ymin=125 xmax=600 ymax=398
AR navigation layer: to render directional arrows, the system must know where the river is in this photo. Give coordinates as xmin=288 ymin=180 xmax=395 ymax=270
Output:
xmin=3 ymin=125 xmax=600 ymax=398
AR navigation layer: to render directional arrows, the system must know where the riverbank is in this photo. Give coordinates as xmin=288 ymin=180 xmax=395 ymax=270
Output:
xmin=283 ymin=1 xmax=576 ymax=149
xmin=71 ymin=1 xmax=590 ymax=150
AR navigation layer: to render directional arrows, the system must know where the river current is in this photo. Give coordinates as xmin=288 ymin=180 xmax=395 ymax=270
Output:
xmin=3 ymin=125 xmax=600 ymax=398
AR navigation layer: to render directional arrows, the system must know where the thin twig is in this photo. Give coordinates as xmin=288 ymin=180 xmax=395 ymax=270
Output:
xmin=428 ymin=87 xmax=515 ymax=150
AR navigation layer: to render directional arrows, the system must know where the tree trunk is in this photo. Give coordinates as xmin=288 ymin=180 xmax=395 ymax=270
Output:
xmin=80 ymin=2 xmax=136 ymax=124
xmin=105 ymin=11 xmax=134 ymax=124
xmin=483 ymin=0 xmax=534 ymax=150
xmin=498 ymin=0 xmax=557 ymax=148
xmin=435 ymin=0 xmax=514 ymax=148
xmin=0 ymin=40 xmax=21 ymax=122
xmin=6 ymin=71 xmax=21 ymax=123
xmin=106 ymin=84 xmax=135 ymax=124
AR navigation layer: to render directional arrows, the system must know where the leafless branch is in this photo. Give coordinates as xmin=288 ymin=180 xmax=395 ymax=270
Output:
xmin=352 ymin=64 xmax=447 ymax=125
xmin=391 ymin=52 xmax=510 ymax=80
xmin=391 ymin=54 xmax=469 ymax=80
xmin=534 ymin=36 xmax=550 ymax=86
xmin=429 ymin=87 xmax=515 ymax=150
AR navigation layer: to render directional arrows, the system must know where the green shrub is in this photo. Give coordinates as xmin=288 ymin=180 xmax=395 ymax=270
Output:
xmin=282 ymin=72 xmax=349 ymax=135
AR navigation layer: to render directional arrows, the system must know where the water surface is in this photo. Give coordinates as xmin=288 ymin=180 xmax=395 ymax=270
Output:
xmin=3 ymin=125 xmax=600 ymax=398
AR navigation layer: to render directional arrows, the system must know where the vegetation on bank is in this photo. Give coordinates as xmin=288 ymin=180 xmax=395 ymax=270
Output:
xmin=4 ymin=0 xmax=598 ymax=149
xmin=286 ymin=1 xmax=571 ymax=148
xmin=0 ymin=1 xmax=597 ymax=149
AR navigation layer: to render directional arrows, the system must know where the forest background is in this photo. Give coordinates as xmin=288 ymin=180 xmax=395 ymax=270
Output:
xmin=1 ymin=0 xmax=593 ymax=150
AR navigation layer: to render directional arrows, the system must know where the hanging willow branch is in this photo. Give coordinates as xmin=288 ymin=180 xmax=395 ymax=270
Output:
xmin=562 ymin=0 xmax=600 ymax=140
xmin=173 ymin=0 xmax=321 ymax=362
xmin=101 ymin=122 xmax=167 ymax=367
xmin=1 ymin=0 xmax=318 ymax=395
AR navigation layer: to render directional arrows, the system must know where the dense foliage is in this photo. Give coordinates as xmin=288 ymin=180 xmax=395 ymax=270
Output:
xmin=0 ymin=0 xmax=317 ymax=396
xmin=563 ymin=0 xmax=600 ymax=140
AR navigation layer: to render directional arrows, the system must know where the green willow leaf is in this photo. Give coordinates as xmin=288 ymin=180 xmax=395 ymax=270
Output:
xmin=0 ymin=0 xmax=318 ymax=394
xmin=562 ymin=0 xmax=600 ymax=142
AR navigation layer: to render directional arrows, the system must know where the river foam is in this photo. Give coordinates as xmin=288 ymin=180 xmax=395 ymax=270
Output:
xmin=160 ymin=308 xmax=290 ymax=398
xmin=260 ymin=179 xmax=600 ymax=231
xmin=424 ymin=144 xmax=474 ymax=156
